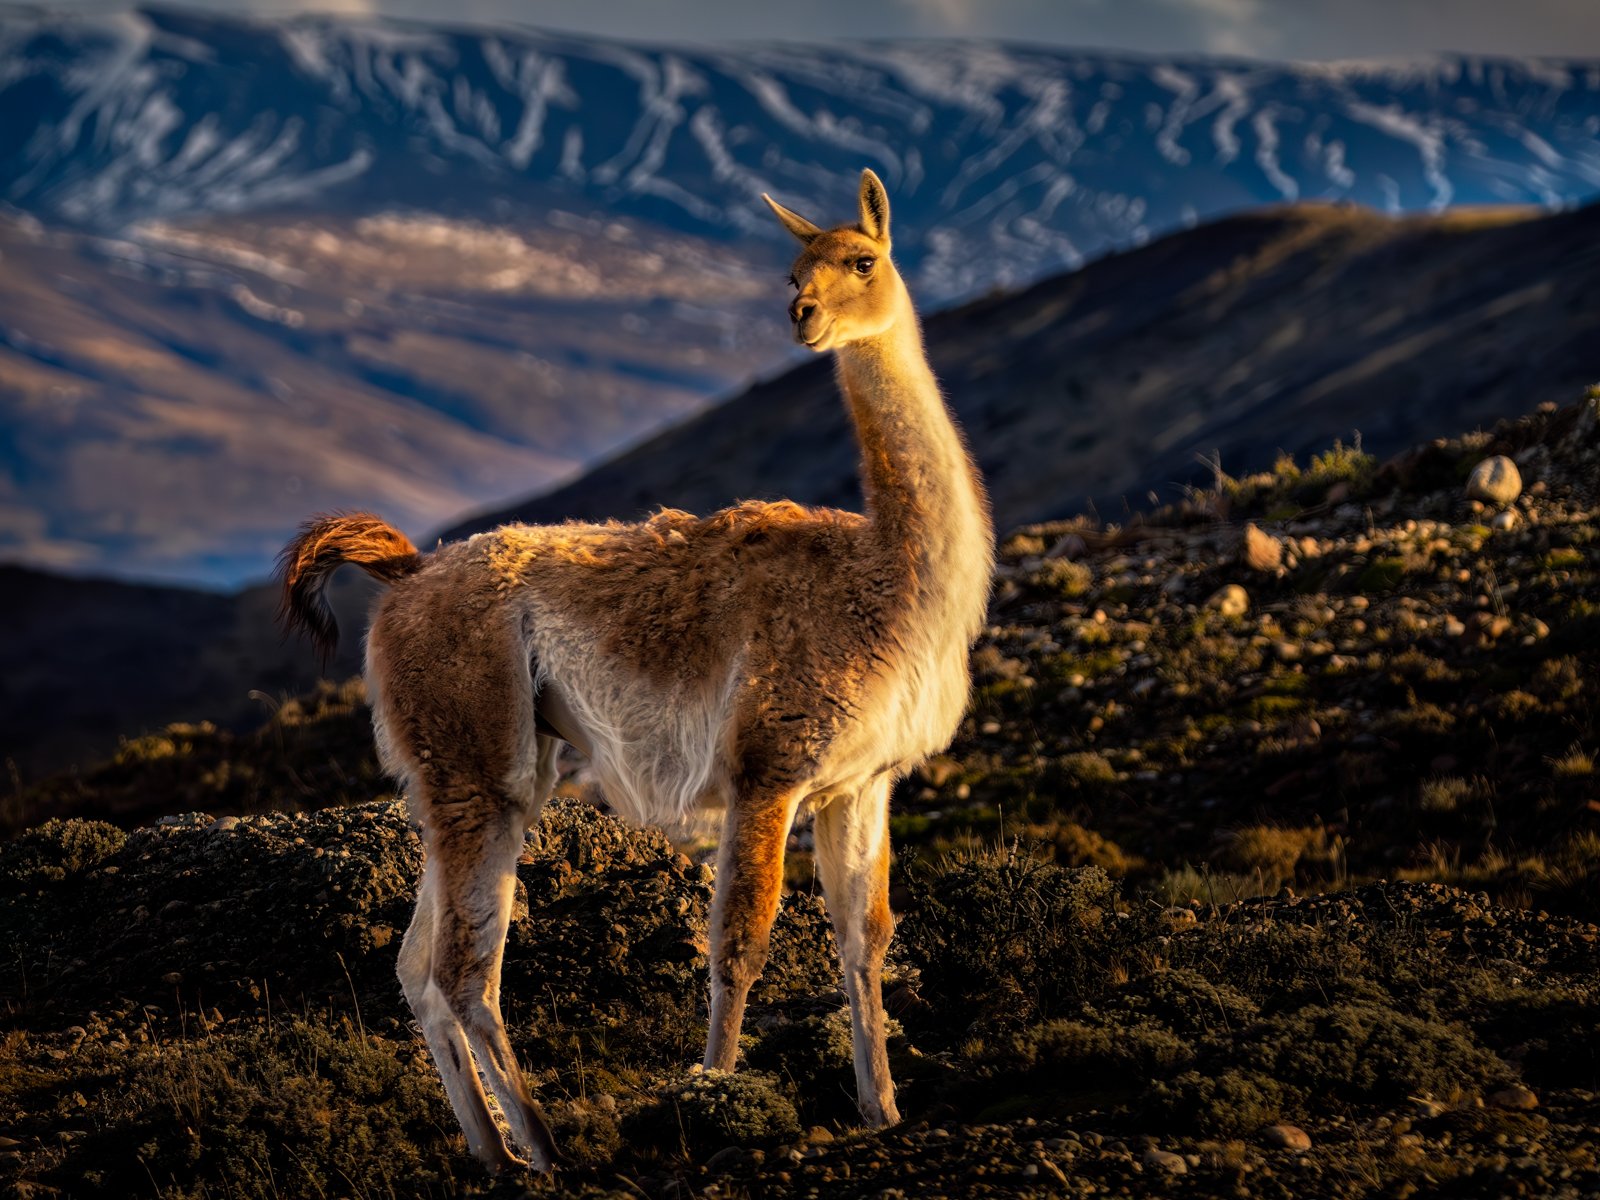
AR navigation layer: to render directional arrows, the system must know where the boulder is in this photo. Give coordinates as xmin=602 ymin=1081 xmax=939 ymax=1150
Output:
xmin=1242 ymin=523 xmax=1284 ymax=572
xmin=1465 ymin=456 xmax=1522 ymax=507
xmin=1207 ymin=584 xmax=1250 ymax=618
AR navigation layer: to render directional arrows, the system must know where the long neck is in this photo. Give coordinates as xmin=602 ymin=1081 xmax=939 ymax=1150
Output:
xmin=834 ymin=300 xmax=993 ymax=638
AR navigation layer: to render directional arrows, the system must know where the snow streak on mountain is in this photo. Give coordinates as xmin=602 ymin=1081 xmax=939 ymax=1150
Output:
xmin=4 ymin=8 xmax=1600 ymax=298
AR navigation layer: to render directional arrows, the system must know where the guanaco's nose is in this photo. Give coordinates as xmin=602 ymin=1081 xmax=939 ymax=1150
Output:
xmin=790 ymin=295 xmax=817 ymax=325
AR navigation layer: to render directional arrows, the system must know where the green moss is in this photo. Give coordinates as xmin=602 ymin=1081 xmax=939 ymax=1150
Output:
xmin=890 ymin=813 xmax=936 ymax=840
xmin=0 ymin=818 xmax=125 ymax=892
xmin=1304 ymin=440 xmax=1376 ymax=495
xmin=1263 ymin=672 xmax=1312 ymax=696
xmin=1051 ymin=752 xmax=1118 ymax=789
xmin=627 ymin=1071 xmax=801 ymax=1156
xmin=1358 ymin=556 xmax=1409 ymax=592
xmin=1236 ymin=1002 xmax=1509 ymax=1103
xmin=1102 ymin=969 xmax=1260 ymax=1038
xmin=1028 ymin=558 xmax=1092 ymax=599
xmin=1150 ymin=1068 xmax=1292 ymax=1137
xmin=56 ymin=1019 xmax=454 ymax=1200
xmin=1052 ymin=823 xmax=1138 ymax=874
xmin=1065 ymin=649 xmax=1124 ymax=679
xmin=999 ymin=1019 xmax=1194 ymax=1084
xmin=900 ymin=848 xmax=1130 ymax=1032
xmin=1244 ymin=694 xmax=1310 ymax=722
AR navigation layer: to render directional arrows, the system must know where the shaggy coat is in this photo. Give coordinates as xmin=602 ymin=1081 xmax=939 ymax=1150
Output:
xmin=279 ymin=169 xmax=993 ymax=1173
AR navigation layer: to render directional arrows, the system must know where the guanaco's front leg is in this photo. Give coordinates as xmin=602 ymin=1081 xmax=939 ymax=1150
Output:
xmin=704 ymin=793 xmax=798 ymax=1072
xmin=813 ymin=774 xmax=901 ymax=1126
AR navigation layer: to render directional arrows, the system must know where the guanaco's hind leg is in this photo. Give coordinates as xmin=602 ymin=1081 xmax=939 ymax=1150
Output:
xmin=703 ymin=793 xmax=800 ymax=1073
xmin=434 ymin=800 xmax=561 ymax=1169
xmin=813 ymin=775 xmax=901 ymax=1126
xmin=397 ymin=854 xmax=510 ymax=1171
xmin=399 ymin=792 xmax=560 ymax=1172
xmin=376 ymin=595 xmax=560 ymax=1172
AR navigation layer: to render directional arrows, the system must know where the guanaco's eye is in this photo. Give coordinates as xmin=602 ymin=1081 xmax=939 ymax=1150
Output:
xmin=854 ymin=257 xmax=876 ymax=275
xmin=786 ymin=273 xmax=798 ymax=289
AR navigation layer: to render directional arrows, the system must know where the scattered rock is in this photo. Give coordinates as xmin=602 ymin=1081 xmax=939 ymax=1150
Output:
xmin=1207 ymin=583 xmax=1250 ymax=617
xmin=1262 ymin=1123 xmax=1312 ymax=1151
xmin=1489 ymin=1085 xmax=1539 ymax=1111
xmin=1046 ymin=532 xmax=1088 ymax=560
xmin=1242 ymin=523 xmax=1284 ymax=572
xmin=1462 ymin=612 xmax=1512 ymax=646
xmin=1491 ymin=509 xmax=1519 ymax=531
xmin=1466 ymin=455 xmax=1523 ymax=506
xmin=706 ymin=1145 xmax=745 ymax=1171
xmin=1143 ymin=1147 xmax=1188 ymax=1174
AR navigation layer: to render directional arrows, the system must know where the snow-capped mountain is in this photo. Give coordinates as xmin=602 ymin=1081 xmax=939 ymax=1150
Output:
xmin=3 ymin=6 xmax=1600 ymax=589
xmin=4 ymin=7 xmax=1600 ymax=299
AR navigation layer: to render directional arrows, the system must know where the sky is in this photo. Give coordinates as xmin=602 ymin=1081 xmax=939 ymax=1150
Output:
xmin=33 ymin=0 xmax=1600 ymax=60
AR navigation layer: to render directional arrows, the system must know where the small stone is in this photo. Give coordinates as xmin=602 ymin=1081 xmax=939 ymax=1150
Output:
xmin=1046 ymin=533 xmax=1088 ymax=560
xmin=1162 ymin=905 xmax=1197 ymax=928
xmin=1143 ymin=1147 xmax=1187 ymax=1174
xmin=1243 ymin=523 xmax=1284 ymax=572
xmin=1207 ymin=584 xmax=1250 ymax=618
xmin=207 ymin=815 xmax=240 ymax=833
xmin=1463 ymin=612 xmax=1512 ymax=645
xmin=706 ymin=1146 xmax=745 ymax=1171
xmin=1412 ymin=1098 xmax=1449 ymax=1119
xmin=1466 ymin=456 xmax=1523 ymax=506
xmin=1489 ymin=1085 xmax=1539 ymax=1111
xmin=1491 ymin=509 xmax=1519 ymax=531
xmin=1262 ymin=1124 xmax=1312 ymax=1151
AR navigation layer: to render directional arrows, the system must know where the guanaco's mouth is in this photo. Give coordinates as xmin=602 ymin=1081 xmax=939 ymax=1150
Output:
xmin=797 ymin=320 xmax=833 ymax=350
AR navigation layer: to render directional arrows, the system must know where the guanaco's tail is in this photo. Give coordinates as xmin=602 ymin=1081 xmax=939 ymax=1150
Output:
xmin=277 ymin=512 xmax=421 ymax=663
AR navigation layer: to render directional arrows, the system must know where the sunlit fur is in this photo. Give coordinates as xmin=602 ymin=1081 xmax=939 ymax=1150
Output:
xmin=276 ymin=168 xmax=994 ymax=1173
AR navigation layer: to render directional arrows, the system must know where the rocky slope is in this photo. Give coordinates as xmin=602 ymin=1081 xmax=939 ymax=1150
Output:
xmin=3 ymin=391 xmax=1599 ymax=1198
xmin=3 ymin=803 xmax=1598 ymax=1198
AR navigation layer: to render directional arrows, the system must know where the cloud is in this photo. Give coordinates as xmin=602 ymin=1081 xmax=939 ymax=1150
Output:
xmin=893 ymin=0 xmax=982 ymax=34
xmin=1153 ymin=0 xmax=1285 ymax=58
xmin=34 ymin=0 xmax=1600 ymax=59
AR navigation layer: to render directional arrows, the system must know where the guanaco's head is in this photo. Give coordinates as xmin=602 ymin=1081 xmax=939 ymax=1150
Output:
xmin=764 ymin=168 xmax=906 ymax=353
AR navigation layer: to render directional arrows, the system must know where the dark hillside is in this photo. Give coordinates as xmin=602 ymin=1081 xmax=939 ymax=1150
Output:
xmin=449 ymin=201 xmax=1600 ymax=538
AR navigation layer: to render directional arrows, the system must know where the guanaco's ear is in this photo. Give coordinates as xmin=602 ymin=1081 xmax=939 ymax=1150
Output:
xmin=858 ymin=168 xmax=890 ymax=244
xmin=762 ymin=193 xmax=822 ymax=244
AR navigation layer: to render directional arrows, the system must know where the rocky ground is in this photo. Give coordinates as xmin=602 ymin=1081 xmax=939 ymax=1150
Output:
xmin=927 ymin=390 xmax=1600 ymax=924
xmin=3 ymin=391 xmax=1599 ymax=1198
